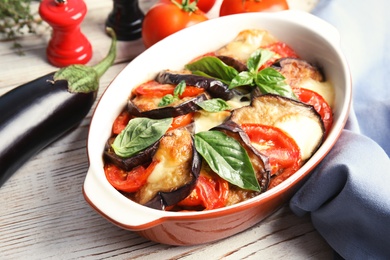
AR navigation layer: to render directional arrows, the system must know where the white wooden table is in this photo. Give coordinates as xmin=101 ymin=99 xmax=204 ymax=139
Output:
xmin=0 ymin=0 xmax=333 ymax=259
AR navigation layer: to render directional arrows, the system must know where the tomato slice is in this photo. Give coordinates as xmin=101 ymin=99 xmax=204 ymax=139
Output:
xmin=264 ymin=42 xmax=299 ymax=59
xmin=134 ymin=80 xmax=176 ymax=97
xmin=112 ymin=110 xmax=131 ymax=135
xmin=295 ymin=88 xmax=333 ymax=136
xmin=134 ymin=80 xmax=205 ymax=98
xmin=262 ymin=41 xmax=299 ymax=68
xmin=168 ymin=113 xmax=194 ymax=131
xmin=104 ymin=161 xmax=158 ymax=193
xmin=178 ymin=174 xmax=229 ymax=210
xmin=241 ymin=124 xmax=301 ymax=188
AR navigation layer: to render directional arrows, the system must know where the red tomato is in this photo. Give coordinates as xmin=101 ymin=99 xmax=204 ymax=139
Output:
xmin=241 ymin=124 xmax=301 ymax=188
xmin=178 ymin=174 xmax=229 ymax=210
xmin=104 ymin=161 xmax=157 ymax=193
xmin=219 ymin=0 xmax=289 ymax=16
xmin=112 ymin=110 xmax=131 ymax=135
xmin=134 ymin=80 xmax=205 ymax=98
xmin=190 ymin=0 xmax=216 ymax=13
xmin=142 ymin=0 xmax=208 ymax=48
xmin=295 ymin=88 xmax=333 ymax=136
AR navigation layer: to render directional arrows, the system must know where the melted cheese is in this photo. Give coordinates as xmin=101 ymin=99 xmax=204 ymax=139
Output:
xmin=300 ymin=78 xmax=335 ymax=108
xmin=274 ymin=114 xmax=323 ymax=161
xmin=227 ymin=94 xmax=251 ymax=109
xmin=194 ymin=110 xmax=230 ymax=133
xmin=194 ymin=94 xmax=251 ymax=133
xmin=216 ymin=29 xmax=278 ymax=63
xmin=137 ymin=129 xmax=193 ymax=204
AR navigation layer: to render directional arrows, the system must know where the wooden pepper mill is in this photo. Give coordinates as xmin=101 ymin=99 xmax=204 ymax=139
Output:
xmin=39 ymin=0 xmax=92 ymax=67
xmin=105 ymin=0 xmax=144 ymax=41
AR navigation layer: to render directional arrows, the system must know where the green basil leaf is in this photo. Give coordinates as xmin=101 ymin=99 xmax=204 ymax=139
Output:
xmin=194 ymin=131 xmax=261 ymax=191
xmin=112 ymin=117 xmax=173 ymax=158
xmin=247 ymin=49 xmax=274 ymax=72
xmin=197 ymin=98 xmax=231 ymax=112
xmin=255 ymin=67 xmax=297 ymax=99
xmin=257 ymin=67 xmax=286 ymax=83
xmin=158 ymin=80 xmax=185 ymax=107
xmin=191 ymin=70 xmax=231 ymax=86
xmin=158 ymin=94 xmax=176 ymax=107
xmin=174 ymin=80 xmax=186 ymax=96
xmin=229 ymin=71 xmax=255 ymax=89
xmin=185 ymin=56 xmax=239 ymax=82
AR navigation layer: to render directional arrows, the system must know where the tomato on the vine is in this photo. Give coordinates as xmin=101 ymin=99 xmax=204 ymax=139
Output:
xmin=219 ymin=0 xmax=289 ymax=16
xmin=190 ymin=0 xmax=216 ymax=13
xmin=142 ymin=0 xmax=208 ymax=48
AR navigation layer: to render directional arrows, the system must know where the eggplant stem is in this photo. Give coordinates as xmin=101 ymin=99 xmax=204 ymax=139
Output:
xmin=53 ymin=28 xmax=117 ymax=93
xmin=93 ymin=27 xmax=117 ymax=79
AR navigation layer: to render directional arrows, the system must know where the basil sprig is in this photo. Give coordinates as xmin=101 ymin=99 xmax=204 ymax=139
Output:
xmin=196 ymin=98 xmax=231 ymax=112
xmin=112 ymin=117 xmax=172 ymax=158
xmin=255 ymin=67 xmax=297 ymax=99
xmin=185 ymin=56 xmax=238 ymax=85
xmin=185 ymin=49 xmax=297 ymax=99
xmin=158 ymin=80 xmax=186 ymax=107
xmin=194 ymin=131 xmax=261 ymax=192
xmin=229 ymin=49 xmax=273 ymax=89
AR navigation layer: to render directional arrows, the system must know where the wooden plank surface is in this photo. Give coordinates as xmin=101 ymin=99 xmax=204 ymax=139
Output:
xmin=0 ymin=0 xmax=332 ymax=259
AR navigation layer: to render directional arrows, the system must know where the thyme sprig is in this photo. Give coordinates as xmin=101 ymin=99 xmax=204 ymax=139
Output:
xmin=0 ymin=0 xmax=42 ymax=54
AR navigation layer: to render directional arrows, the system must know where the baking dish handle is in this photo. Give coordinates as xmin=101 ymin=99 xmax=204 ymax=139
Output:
xmin=83 ymin=166 xmax=166 ymax=229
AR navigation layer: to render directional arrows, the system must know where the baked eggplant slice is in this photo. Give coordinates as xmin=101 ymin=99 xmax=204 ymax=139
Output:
xmin=212 ymin=120 xmax=271 ymax=191
xmin=103 ymin=138 xmax=160 ymax=171
xmin=128 ymin=92 xmax=210 ymax=119
xmin=272 ymin=58 xmax=324 ymax=88
xmin=230 ymin=94 xmax=325 ymax=161
xmin=216 ymin=55 xmax=248 ymax=72
xmin=135 ymin=128 xmax=201 ymax=210
xmin=156 ymin=70 xmax=234 ymax=100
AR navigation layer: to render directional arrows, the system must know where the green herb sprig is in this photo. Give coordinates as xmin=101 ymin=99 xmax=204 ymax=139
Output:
xmin=158 ymin=80 xmax=187 ymax=107
xmin=0 ymin=0 xmax=42 ymax=54
xmin=185 ymin=49 xmax=297 ymax=99
xmin=196 ymin=98 xmax=231 ymax=112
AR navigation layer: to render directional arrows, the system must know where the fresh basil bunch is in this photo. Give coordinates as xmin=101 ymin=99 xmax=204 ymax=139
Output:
xmin=186 ymin=49 xmax=297 ymax=99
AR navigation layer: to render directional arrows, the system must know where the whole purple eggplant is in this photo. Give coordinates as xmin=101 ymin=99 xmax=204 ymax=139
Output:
xmin=0 ymin=28 xmax=117 ymax=187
